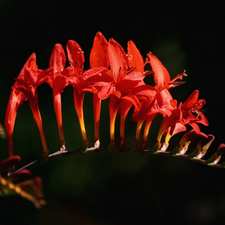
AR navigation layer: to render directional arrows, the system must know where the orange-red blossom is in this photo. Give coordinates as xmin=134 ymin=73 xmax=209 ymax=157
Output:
xmin=5 ymin=31 xmax=212 ymax=157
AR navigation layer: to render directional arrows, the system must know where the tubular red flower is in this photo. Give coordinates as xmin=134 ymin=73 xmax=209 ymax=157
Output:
xmin=131 ymin=53 xmax=184 ymax=144
xmin=181 ymin=90 xmax=209 ymax=132
xmin=66 ymin=39 xmax=108 ymax=146
xmin=5 ymin=53 xmax=49 ymax=157
xmin=106 ymin=39 xmax=145 ymax=143
xmin=89 ymin=32 xmax=109 ymax=142
xmin=89 ymin=33 xmax=145 ymax=144
xmin=49 ymin=43 xmax=67 ymax=149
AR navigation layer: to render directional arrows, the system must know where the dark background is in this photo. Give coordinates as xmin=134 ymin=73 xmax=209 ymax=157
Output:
xmin=0 ymin=1 xmax=225 ymax=224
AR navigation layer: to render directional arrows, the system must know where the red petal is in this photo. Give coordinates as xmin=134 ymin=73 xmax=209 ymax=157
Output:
xmin=156 ymin=89 xmax=175 ymax=115
xmin=125 ymin=71 xmax=145 ymax=81
xmin=182 ymin=90 xmax=199 ymax=110
xmin=82 ymin=67 xmax=108 ymax=80
xmin=168 ymin=123 xmax=187 ymax=137
xmin=121 ymin=95 xmax=140 ymax=110
xmin=180 ymin=130 xmax=208 ymax=144
xmin=50 ymin=44 xmax=66 ymax=76
xmin=133 ymin=84 xmax=156 ymax=99
xmin=12 ymin=53 xmax=37 ymax=81
xmin=189 ymin=122 xmax=201 ymax=133
xmin=90 ymin=32 xmax=109 ymax=68
xmin=53 ymin=75 xmax=67 ymax=95
xmin=108 ymin=38 xmax=128 ymax=82
xmin=98 ymin=84 xmax=115 ymax=99
xmin=127 ymin=40 xmax=144 ymax=73
xmin=66 ymin=40 xmax=84 ymax=74
xmin=147 ymin=52 xmax=171 ymax=88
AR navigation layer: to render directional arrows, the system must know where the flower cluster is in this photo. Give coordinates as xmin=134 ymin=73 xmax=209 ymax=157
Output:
xmin=4 ymin=32 xmax=225 ymax=167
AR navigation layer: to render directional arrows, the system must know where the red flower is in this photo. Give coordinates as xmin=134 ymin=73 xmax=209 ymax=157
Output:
xmin=156 ymin=90 xmax=209 ymax=148
xmin=107 ymin=38 xmax=145 ymax=144
xmin=181 ymin=90 xmax=209 ymax=132
xmin=89 ymin=32 xmax=109 ymax=142
xmin=131 ymin=53 xmax=186 ymax=147
xmin=49 ymin=43 xmax=67 ymax=149
xmin=90 ymin=32 xmax=145 ymax=145
xmin=5 ymin=53 xmax=49 ymax=157
xmin=48 ymin=41 xmax=107 ymax=148
xmin=66 ymin=40 xmax=107 ymax=147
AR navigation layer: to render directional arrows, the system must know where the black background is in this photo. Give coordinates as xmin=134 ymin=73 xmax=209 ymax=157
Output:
xmin=0 ymin=1 xmax=225 ymax=224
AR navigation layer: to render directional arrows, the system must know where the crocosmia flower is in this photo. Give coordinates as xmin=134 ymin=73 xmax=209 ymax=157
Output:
xmin=132 ymin=52 xmax=186 ymax=148
xmin=65 ymin=40 xmax=107 ymax=147
xmin=49 ymin=43 xmax=67 ymax=150
xmin=91 ymin=35 xmax=145 ymax=145
xmin=5 ymin=53 xmax=49 ymax=157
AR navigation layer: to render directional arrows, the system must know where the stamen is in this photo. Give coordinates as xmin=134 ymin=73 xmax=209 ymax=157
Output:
xmin=126 ymin=66 xmax=136 ymax=75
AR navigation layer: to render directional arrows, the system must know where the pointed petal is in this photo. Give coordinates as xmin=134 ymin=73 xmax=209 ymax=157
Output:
xmin=127 ymin=40 xmax=144 ymax=73
xmin=133 ymin=84 xmax=156 ymax=100
xmin=125 ymin=71 xmax=145 ymax=81
xmin=17 ymin=53 xmax=37 ymax=80
xmin=90 ymin=32 xmax=109 ymax=68
xmin=121 ymin=95 xmax=140 ymax=110
xmin=50 ymin=44 xmax=66 ymax=75
xmin=66 ymin=40 xmax=84 ymax=75
xmin=182 ymin=90 xmax=199 ymax=110
xmin=147 ymin=52 xmax=171 ymax=88
xmin=98 ymin=83 xmax=115 ymax=99
xmin=108 ymin=38 xmax=128 ymax=82
xmin=82 ymin=67 xmax=108 ymax=80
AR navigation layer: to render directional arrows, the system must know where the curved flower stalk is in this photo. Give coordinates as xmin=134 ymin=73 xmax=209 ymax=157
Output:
xmin=5 ymin=53 xmax=49 ymax=158
xmin=4 ymin=31 xmax=225 ymax=175
xmin=0 ymin=156 xmax=45 ymax=208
